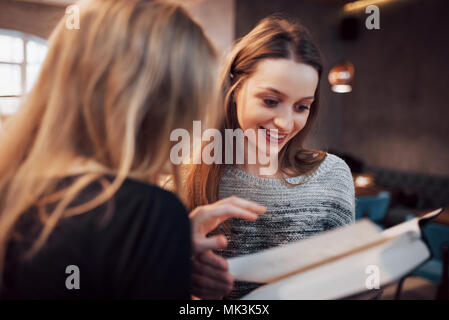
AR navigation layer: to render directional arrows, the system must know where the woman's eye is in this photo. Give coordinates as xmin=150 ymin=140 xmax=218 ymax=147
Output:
xmin=295 ymin=105 xmax=310 ymax=112
xmin=263 ymin=99 xmax=278 ymax=107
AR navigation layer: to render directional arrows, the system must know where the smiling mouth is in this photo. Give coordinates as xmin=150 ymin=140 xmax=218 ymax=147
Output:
xmin=259 ymin=126 xmax=288 ymax=144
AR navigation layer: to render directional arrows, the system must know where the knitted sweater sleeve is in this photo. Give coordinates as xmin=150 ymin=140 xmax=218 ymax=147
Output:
xmin=324 ymin=157 xmax=355 ymax=230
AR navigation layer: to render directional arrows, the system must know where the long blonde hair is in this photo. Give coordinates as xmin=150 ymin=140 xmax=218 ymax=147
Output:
xmin=186 ymin=14 xmax=327 ymax=211
xmin=0 ymin=0 xmax=218 ymax=282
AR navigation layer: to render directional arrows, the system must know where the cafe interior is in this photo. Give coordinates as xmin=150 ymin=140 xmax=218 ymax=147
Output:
xmin=0 ymin=0 xmax=448 ymax=300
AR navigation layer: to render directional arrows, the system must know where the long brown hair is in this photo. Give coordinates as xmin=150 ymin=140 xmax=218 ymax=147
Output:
xmin=185 ymin=14 xmax=326 ymax=211
xmin=0 ymin=0 xmax=219 ymax=282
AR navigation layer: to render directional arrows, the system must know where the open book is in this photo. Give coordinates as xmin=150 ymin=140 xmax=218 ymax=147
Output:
xmin=228 ymin=208 xmax=443 ymax=300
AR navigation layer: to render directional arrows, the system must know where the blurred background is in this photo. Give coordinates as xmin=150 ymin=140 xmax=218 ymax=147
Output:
xmin=0 ymin=0 xmax=448 ymax=299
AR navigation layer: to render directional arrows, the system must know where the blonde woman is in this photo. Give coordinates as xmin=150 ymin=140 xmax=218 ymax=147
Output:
xmin=187 ymin=15 xmax=355 ymax=299
xmin=0 ymin=0 xmax=263 ymax=299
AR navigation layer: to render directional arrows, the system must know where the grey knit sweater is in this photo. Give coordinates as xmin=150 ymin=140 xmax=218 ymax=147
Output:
xmin=215 ymin=153 xmax=355 ymax=299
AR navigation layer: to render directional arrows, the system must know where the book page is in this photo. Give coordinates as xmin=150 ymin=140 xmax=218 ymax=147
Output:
xmin=381 ymin=208 xmax=443 ymax=239
xmin=228 ymin=219 xmax=383 ymax=283
xmin=229 ymin=209 xmax=442 ymax=284
xmin=381 ymin=218 xmax=420 ymax=238
xmin=419 ymin=208 xmax=444 ymax=222
xmin=240 ymin=232 xmax=429 ymax=300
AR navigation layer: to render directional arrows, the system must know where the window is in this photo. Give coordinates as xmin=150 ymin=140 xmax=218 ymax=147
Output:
xmin=0 ymin=29 xmax=48 ymax=118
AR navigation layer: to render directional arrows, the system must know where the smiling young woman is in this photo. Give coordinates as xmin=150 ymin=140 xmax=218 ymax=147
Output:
xmin=185 ymin=14 xmax=356 ymax=299
xmin=234 ymin=58 xmax=319 ymax=175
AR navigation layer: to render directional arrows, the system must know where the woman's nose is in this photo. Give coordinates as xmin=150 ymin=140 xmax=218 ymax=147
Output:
xmin=273 ymin=107 xmax=294 ymax=132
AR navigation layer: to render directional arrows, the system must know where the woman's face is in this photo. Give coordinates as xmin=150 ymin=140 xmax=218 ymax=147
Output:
xmin=235 ymin=58 xmax=319 ymax=157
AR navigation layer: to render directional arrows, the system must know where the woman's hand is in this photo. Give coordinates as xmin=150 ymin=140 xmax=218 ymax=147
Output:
xmin=189 ymin=196 xmax=266 ymax=299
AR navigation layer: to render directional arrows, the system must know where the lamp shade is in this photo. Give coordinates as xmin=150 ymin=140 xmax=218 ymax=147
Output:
xmin=328 ymin=62 xmax=355 ymax=93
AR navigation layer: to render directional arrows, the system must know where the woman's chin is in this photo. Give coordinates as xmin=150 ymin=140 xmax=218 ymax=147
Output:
xmin=256 ymin=145 xmax=281 ymax=158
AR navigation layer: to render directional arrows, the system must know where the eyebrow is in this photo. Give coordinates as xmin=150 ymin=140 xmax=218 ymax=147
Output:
xmin=259 ymin=87 xmax=314 ymax=101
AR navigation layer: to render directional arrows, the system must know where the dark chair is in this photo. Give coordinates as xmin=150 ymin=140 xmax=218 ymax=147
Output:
xmin=355 ymin=191 xmax=391 ymax=228
xmin=395 ymin=221 xmax=449 ymax=299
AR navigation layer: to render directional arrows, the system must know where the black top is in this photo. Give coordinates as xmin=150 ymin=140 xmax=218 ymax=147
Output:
xmin=1 ymin=176 xmax=192 ymax=300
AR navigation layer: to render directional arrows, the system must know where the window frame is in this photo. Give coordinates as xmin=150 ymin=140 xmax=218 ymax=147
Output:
xmin=0 ymin=28 xmax=47 ymax=99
